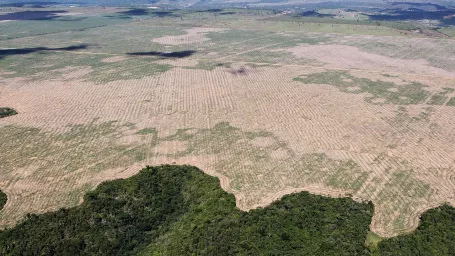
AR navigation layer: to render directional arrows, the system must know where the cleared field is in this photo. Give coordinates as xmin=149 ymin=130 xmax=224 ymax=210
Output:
xmin=1 ymin=8 xmax=455 ymax=238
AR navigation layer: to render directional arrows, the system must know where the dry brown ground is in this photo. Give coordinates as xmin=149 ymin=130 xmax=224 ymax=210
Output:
xmin=283 ymin=44 xmax=455 ymax=78
xmin=101 ymin=56 xmax=127 ymax=63
xmin=151 ymin=27 xmax=227 ymax=45
xmin=1 ymin=31 xmax=455 ymax=238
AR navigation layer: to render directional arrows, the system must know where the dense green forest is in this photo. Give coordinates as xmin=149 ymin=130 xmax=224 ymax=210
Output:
xmin=0 ymin=190 xmax=6 ymax=211
xmin=0 ymin=108 xmax=17 ymax=118
xmin=0 ymin=165 xmax=454 ymax=255
xmin=0 ymin=165 xmax=374 ymax=255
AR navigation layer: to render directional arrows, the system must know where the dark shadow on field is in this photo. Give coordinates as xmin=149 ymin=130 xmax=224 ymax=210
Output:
xmin=196 ymin=9 xmax=223 ymax=13
xmin=0 ymin=44 xmax=90 ymax=60
xmin=0 ymin=107 xmax=17 ymax=118
xmin=0 ymin=2 xmax=62 ymax=7
xmin=152 ymin=11 xmax=178 ymax=18
xmin=297 ymin=10 xmax=334 ymax=18
xmin=220 ymin=12 xmax=236 ymax=15
xmin=118 ymin=9 xmax=149 ymax=16
xmin=103 ymin=14 xmax=132 ymax=20
xmin=57 ymin=16 xmax=88 ymax=22
xmin=391 ymin=2 xmax=447 ymax=10
xmin=368 ymin=9 xmax=455 ymax=24
xmin=127 ymin=50 xmax=196 ymax=59
xmin=228 ymin=66 xmax=248 ymax=75
xmin=0 ymin=10 xmax=69 ymax=21
xmin=116 ymin=9 xmax=177 ymax=18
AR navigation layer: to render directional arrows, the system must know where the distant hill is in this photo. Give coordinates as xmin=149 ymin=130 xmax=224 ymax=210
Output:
xmin=0 ymin=0 xmax=452 ymax=8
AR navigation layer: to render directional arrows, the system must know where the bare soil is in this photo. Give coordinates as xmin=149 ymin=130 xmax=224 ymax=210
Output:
xmin=1 ymin=29 xmax=455 ymax=239
xmin=151 ymin=27 xmax=226 ymax=46
xmin=285 ymin=44 xmax=455 ymax=78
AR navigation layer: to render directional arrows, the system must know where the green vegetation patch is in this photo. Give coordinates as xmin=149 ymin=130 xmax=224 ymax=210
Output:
xmin=447 ymin=97 xmax=455 ymax=106
xmin=0 ymin=51 xmax=172 ymax=83
xmin=157 ymin=122 xmax=368 ymax=195
xmin=0 ymin=108 xmax=17 ymax=118
xmin=0 ymin=165 xmax=374 ymax=255
xmin=377 ymin=170 xmax=431 ymax=203
xmin=372 ymin=170 xmax=432 ymax=236
xmin=427 ymin=87 xmax=454 ymax=105
xmin=0 ymin=15 xmax=130 ymax=41
xmin=294 ymin=71 xmax=430 ymax=105
xmin=203 ymin=29 xmax=328 ymax=63
xmin=0 ymin=190 xmax=6 ymax=211
xmin=0 ymin=121 xmax=367 ymax=226
xmin=386 ymin=106 xmax=433 ymax=133
xmin=365 ymin=231 xmax=384 ymax=253
xmin=184 ymin=60 xmax=231 ymax=71
xmin=0 ymin=120 xmax=143 ymax=177
xmin=293 ymin=154 xmax=368 ymax=192
xmin=229 ymin=49 xmax=302 ymax=64
xmin=438 ymin=27 xmax=455 ymax=38
xmin=135 ymin=128 xmax=157 ymax=135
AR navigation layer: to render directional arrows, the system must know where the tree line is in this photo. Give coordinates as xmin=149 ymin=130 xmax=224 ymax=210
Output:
xmin=0 ymin=165 xmax=453 ymax=255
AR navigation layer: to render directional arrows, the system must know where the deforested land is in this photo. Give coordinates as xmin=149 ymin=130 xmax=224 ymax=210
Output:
xmin=1 ymin=1 xmax=455 ymax=254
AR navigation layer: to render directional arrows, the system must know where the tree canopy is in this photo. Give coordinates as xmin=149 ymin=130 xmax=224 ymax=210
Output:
xmin=1 ymin=164 xmax=454 ymax=255
xmin=0 ymin=165 xmax=374 ymax=256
